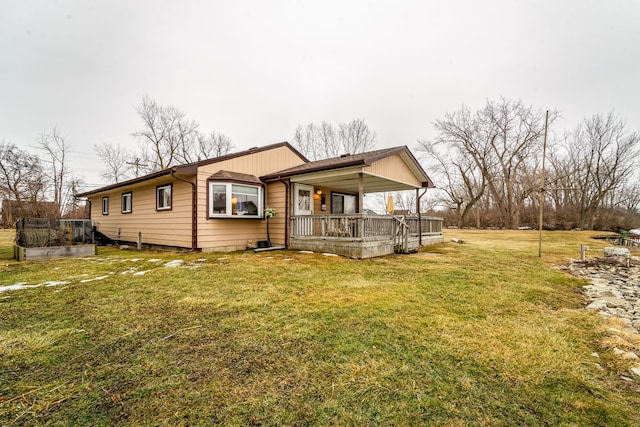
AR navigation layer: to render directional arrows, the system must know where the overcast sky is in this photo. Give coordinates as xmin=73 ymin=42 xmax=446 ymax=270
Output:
xmin=2 ymin=0 xmax=639 ymax=191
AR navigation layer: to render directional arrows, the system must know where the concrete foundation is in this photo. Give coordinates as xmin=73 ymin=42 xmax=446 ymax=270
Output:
xmin=289 ymin=233 xmax=444 ymax=259
xmin=14 ymin=244 xmax=96 ymax=261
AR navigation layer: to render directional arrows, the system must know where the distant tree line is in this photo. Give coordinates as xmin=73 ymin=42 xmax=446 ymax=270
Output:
xmin=3 ymin=95 xmax=638 ymax=231
xmin=419 ymin=98 xmax=640 ymax=231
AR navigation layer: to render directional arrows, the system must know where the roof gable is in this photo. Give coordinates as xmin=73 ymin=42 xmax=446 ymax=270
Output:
xmin=261 ymin=146 xmax=434 ymax=188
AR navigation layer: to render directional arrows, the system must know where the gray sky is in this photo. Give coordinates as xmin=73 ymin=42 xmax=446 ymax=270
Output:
xmin=2 ymin=0 xmax=639 ymax=191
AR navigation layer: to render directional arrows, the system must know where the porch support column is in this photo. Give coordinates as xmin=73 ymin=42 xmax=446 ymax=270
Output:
xmin=358 ymin=173 xmax=364 ymax=213
xmin=358 ymin=173 xmax=364 ymax=237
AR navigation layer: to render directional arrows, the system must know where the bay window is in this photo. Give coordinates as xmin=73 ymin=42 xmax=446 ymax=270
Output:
xmin=208 ymin=182 xmax=263 ymax=218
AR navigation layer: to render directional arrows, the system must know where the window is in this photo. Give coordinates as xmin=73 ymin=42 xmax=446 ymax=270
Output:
xmin=208 ymin=182 xmax=263 ymax=218
xmin=121 ymin=192 xmax=132 ymax=214
xmin=102 ymin=197 xmax=109 ymax=215
xmin=156 ymin=184 xmax=172 ymax=211
xmin=332 ymin=193 xmax=357 ymax=214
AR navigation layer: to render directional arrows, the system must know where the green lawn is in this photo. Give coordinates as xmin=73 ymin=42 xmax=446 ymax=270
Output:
xmin=1 ymin=229 xmax=639 ymax=426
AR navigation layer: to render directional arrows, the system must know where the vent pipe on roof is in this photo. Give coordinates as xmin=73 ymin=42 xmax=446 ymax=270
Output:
xmin=340 ymin=153 xmax=351 ymax=157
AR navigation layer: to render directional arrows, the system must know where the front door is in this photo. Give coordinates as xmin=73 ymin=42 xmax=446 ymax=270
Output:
xmin=294 ymin=184 xmax=313 ymax=216
xmin=294 ymin=184 xmax=314 ymax=235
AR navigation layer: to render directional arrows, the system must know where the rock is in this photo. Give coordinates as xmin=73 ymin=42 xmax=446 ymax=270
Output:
xmin=631 ymin=368 xmax=640 ymax=377
xmin=591 ymin=352 xmax=600 ymax=358
xmin=604 ymin=247 xmax=630 ymax=257
xmin=613 ymin=348 xmax=626 ymax=355
xmin=603 ymin=296 xmax=631 ymax=309
xmin=585 ymin=300 xmax=607 ymax=310
xmin=621 ymin=375 xmax=634 ymax=382
xmin=164 ymin=260 xmax=184 ymax=268
xmin=623 ymin=352 xmax=639 ymax=360
xmin=568 ymin=256 xmax=640 ymax=335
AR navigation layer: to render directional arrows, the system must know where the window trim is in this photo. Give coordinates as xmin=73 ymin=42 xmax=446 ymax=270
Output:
xmin=102 ymin=197 xmax=109 ymax=215
xmin=207 ymin=180 xmax=264 ymax=219
xmin=121 ymin=192 xmax=132 ymax=214
xmin=156 ymin=184 xmax=173 ymax=211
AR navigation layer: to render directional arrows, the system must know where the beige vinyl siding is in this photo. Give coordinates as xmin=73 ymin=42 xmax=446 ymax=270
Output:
xmin=367 ymin=155 xmax=423 ymax=187
xmin=199 ymin=145 xmax=304 ymax=177
xmin=196 ymin=146 xmax=305 ymax=251
xmin=90 ymin=178 xmax=193 ymax=248
xmin=265 ymin=181 xmax=287 ymax=245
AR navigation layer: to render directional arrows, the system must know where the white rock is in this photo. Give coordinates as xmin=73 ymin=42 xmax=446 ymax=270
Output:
xmin=586 ymin=300 xmax=608 ymax=310
xmin=164 ymin=260 xmax=184 ymax=268
xmin=631 ymin=368 xmax=640 ymax=377
xmin=604 ymin=247 xmax=630 ymax=257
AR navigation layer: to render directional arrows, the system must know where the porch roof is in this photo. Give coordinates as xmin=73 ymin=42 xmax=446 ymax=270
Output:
xmin=261 ymin=146 xmax=434 ymax=193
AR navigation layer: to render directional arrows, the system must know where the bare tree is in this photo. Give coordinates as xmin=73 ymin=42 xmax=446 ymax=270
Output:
xmin=293 ymin=123 xmax=321 ymax=160
xmin=132 ymin=95 xmax=176 ymax=171
xmin=292 ymin=118 xmax=377 ymax=160
xmin=193 ymin=130 xmax=234 ymax=161
xmin=94 ymin=142 xmax=133 ymax=183
xmin=132 ymin=94 xmax=231 ymax=170
xmin=417 ymin=137 xmax=486 ymax=227
xmin=563 ymin=112 xmax=639 ymax=229
xmin=431 ymin=99 xmax=555 ymax=229
xmin=338 ymin=118 xmax=377 ymax=156
xmin=0 ymin=141 xmax=48 ymax=205
xmin=38 ymin=126 xmax=70 ymax=214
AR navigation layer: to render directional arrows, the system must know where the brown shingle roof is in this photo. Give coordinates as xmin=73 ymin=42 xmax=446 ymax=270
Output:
xmin=207 ymin=170 xmax=261 ymax=184
xmin=76 ymin=142 xmax=306 ymax=197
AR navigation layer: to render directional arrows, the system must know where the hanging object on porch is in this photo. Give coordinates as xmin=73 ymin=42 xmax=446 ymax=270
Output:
xmin=387 ymin=194 xmax=394 ymax=215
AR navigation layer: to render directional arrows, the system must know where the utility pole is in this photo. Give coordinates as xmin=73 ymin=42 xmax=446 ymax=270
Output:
xmin=538 ymin=111 xmax=549 ymax=258
xmin=537 ymin=111 xmax=575 ymax=257
xmin=126 ymin=158 xmax=148 ymax=177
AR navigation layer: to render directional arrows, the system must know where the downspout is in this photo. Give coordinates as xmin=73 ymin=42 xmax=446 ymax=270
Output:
xmin=417 ymin=188 xmax=428 ymax=246
xmin=171 ymin=169 xmax=197 ymax=251
xmin=278 ymin=178 xmax=291 ymax=248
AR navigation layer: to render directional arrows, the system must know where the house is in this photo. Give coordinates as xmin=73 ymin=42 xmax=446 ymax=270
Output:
xmin=76 ymin=142 xmax=443 ymax=258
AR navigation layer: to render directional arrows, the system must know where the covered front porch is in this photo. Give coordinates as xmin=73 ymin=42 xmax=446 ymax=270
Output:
xmin=262 ymin=146 xmax=444 ymax=259
xmin=290 ymin=214 xmax=443 ymax=258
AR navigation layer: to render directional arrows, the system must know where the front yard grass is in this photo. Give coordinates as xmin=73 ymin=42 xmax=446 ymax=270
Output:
xmin=1 ymin=228 xmax=639 ymax=425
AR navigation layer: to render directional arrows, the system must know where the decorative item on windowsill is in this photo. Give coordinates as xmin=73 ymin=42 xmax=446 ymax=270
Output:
xmin=264 ymin=207 xmax=277 ymax=247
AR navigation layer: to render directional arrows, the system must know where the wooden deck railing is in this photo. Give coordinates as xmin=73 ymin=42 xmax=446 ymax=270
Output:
xmin=290 ymin=215 xmax=443 ymax=239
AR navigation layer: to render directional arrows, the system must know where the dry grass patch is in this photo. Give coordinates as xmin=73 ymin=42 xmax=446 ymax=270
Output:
xmin=1 ymin=228 xmax=640 ymax=425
